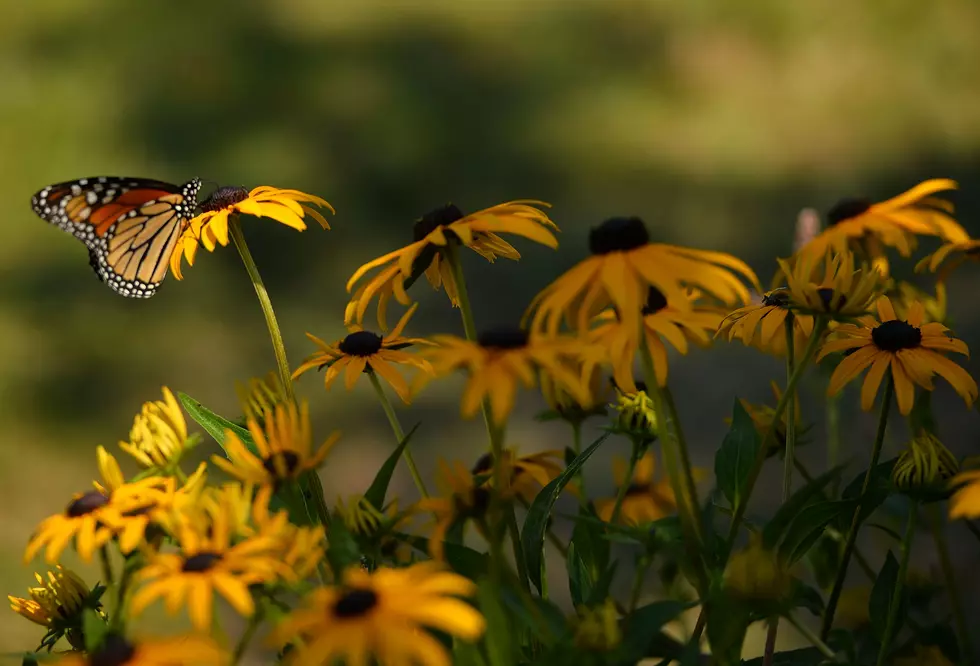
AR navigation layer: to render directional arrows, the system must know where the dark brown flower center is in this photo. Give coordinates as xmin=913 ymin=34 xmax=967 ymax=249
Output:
xmin=641 ymin=287 xmax=669 ymax=315
xmin=413 ymin=204 xmax=466 ymax=242
xmin=762 ymin=289 xmax=791 ymax=307
xmin=89 ymin=634 xmax=135 ymax=666
xmin=871 ymin=319 xmax=922 ymax=351
xmin=182 ymin=551 xmax=223 ymax=573
xmin=625 ymin=483 xmax=650 ymax=496
xmin=121 ymin=503 xmax=156 ymax=518
xmin=339 ymin=330 xmax=384 ymax=356
xmin=477 ymin=327 xmax=528 ymax=350
xmin=817 ymin=287 xmax=843 ymax=310
xmin=471 ymin=452 xmax=494 ymax=476
xmin=589 ymin=217 xmax=650 ymax=255
xmin=826 ymin=198 xmax=871 ymax=225
xmin=333 ymin=588 xmax=379 ymax=618
xmin=200 ymin=185 xmax=249 ymax=213
xmin=67 ymin=491 xmax=109 ymax=518
xmin=263 ymin=451 xmax=301 ymax=477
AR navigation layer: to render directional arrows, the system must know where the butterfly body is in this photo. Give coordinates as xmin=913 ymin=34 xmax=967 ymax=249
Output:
xmin=32 ymin=176 xmax=201 ymax=298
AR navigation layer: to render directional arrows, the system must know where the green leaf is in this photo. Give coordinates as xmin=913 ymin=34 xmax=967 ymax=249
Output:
xmin=399 ymin=534 xmax=489 ymax=580
xmin=704 ymin=594 xmax=752 ymax=666
xmin=178 ymin=391 xmax=257 ymax=455
xmin=838 ymin=458 xmax=897 ymax=530
xmin=714 ymin=400 xmax=762 ymax=510
xmin=585 ymin=561 xmax=619 ymax=606
xmin=452 ymin=640 xmax=488 ymax=666
xmin=326 ymin=518 xmax=362 ymax=577
xmin=477 ymin=579 xmax=517 ymax=666
xmin=762 ymin=465 xmax=844 ymax=549
xmin=521 ymin=433 xmax=610 ymax=593
xmin=363 ymin=423 xmax=420 ymax=510
xmin=741 ymin=647 xmax=828 ymax=666
xmin=777 ymin=499 xmax=856 ymax=564
xmin=499 ymin=586 xmax=568 ymax=646
xmin=566 ymin=543 xmax=590 ymax=607
xmin=909 ymin=387 xmax=937 ymax=435
xmin=789 ymin=581 xmax=825 ymax=616
xmin=81 ymin=608 xmax=108 ymax=652
xmin=620 ymin=600 xmax=690 ymax=662
xmin=869 ymin=550 xmax=900 ymax=642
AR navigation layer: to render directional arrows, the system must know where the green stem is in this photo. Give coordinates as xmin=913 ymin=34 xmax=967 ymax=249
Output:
xmin=367 ymin=371 xmax=429 ymax=498
xmin=827 ymin=391 xmax=842 ymax=495
xmin=662 ymin=385 xmax=702 ymax=528
xmin=628 ymin=557 xmax=650 ymax=612
xmin=610 ymin=441 xmax=642 ymax=525
xmin=875 ymin=501 xmax=916 ymax=666
xmin=927 ymin=504 xmax=974 ymax=666
xmin=99 ymin=546 xmax=114 ymax=588
xmin=765 ymin=316 xmax=800 ymax=665
xmin=231 ymin=610 xmax=263 ymax=666
xmin=821 ymin=375 xmax=893 ymax=639
xmin=506 ymin=505 xmax=531 ymax=593
xmin=785 ymin=613 xmax=838 ymax=661
xmin=571 ymin=421 xmax=587 ymax=503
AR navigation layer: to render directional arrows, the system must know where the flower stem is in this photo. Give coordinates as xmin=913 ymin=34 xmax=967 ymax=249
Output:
xmin=610 ymin=441 xmax=641 ymax=525
xmin=571 ymin=421 xmax=587 ymax=502
xmin=821 ymin=375 xmax=894 ymax=639
xmin=628 ymin=556 xmax=650 ymax=612
xmin=662 ymin=385 xmax=702 ymax=526
xmin=827 ymin=391 xmax=842 ymax=494
xmin=785 ymin=613 xmax=837 ymax=661
xmin=367 ymin=371 xmax=429 ymax=498
xmin=765 ymin=315 xmax=800 ymax=665
xmin=99 ymin=546 xmax=114 ymax=587
xmin=926 ymin=503 xmax=974 ymax=666
xmin=231 ymin=610 xmax=263 ymax=666
xmin=875 ymin=500 xmax=916 ymax=666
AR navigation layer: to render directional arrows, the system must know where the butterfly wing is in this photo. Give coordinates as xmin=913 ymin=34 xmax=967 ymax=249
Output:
xmin=32 ymin=176 xmax=201 ymax=298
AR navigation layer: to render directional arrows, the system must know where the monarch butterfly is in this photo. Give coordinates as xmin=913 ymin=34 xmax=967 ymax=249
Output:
xmin=31 ymin=176 xmax=202 ymax=298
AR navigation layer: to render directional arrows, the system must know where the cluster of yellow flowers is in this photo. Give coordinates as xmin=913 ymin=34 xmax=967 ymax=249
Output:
xmin=12 ymin=177 xmax=980 ymax=666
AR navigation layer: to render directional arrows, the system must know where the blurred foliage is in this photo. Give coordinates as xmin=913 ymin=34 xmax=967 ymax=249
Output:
xmin=2 ymin=0 xmax=980 ymax=653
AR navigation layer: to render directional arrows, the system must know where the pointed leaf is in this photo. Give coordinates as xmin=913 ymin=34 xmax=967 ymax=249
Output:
xmin=714 ymin=400 xmax=761 ymax=509
xmin=566 ymin=542 xmax=590 ymax=607
xmin=778 ymin=499 xmax=856 ymax=564
xmin=762 ymin=465 xmax=844 ymax=549
xmin=838 ymin=458 xmax=897 ymax=530
xmin=499 ymin=585 xmax=567 ymax=646
xmin=586 ymin=561 xmax=619 ymax=606
xmin=477 ymin=579 xmax=517 ymax=666
xmin=869 ymin=550 xmax=901 ymax=642
xmin=399 ymin=534 xmax=489 ymax=579
xmin=178 ymin=392 xmax=257 ymax=455
xmin=82 ymin=608 xmax=108 ymax=652
xmin=620 ymin=600 xmax=690 ymax=661
xmin=326 ymin=518 xmax=361 ymax=577
xmin=522 ymin=433 xmax=610 ymax=593
xmin=364 ymin=423 xmax=421 ymax=510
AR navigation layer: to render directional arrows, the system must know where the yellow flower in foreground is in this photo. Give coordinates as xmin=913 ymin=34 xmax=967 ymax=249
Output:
xmin=9 ymin=566 xmax=96 ymax=632
xmin=119 ymin=386 xmax=190 ymax=469
xmin=595 ymin=452 xmax=680 ymax=526
xmin=525 ymin=216 xmax=758 ymax=339
xmin=171 ymin=185 xmax=334 ymax=279
xmin=270 ymin=562 xmax=485 ymax=666
xmin=917 ymin=237 xmax=980 ymax=283
xmin=55 ymin=633 xmax=226 ymax=666
xmin=293 ymin=303 xmax=434 ymax=404
xmin=346 ymin=201 xmax=558 ymax=330
xmin=949 ymin=468 xmax=980 ymax=520
xmin=591 ymin=287 xmax=724 ymax=390
xmin=817 ymin=297 xmax=977 ymax=415
xmin=799 ymin=179 xmax=968 ymax=263
xmin=416 ymin=460 xmax=491 ymax=560
xmin=211 ymin=401 xmax=339 ymax=494
xmin=415 ymin=327 xmax=594 ymax=425
xmin=718 ymin=289 xmax=815 ymax=356
xmin=778 ymin=249 xmax=882 ymax=317
xmin=130 ymin=501 xmax=287 ymax=631
xmin=25 ymin=448 xmax=171 ymax=564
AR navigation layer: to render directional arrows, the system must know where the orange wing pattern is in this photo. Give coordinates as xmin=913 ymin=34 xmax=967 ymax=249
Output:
xmin=31 ymin=176 xmax=201 ymax=298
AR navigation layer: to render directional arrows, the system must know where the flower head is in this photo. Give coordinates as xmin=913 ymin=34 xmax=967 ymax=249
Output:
xmin=346 ymin=201 xmax=558 ymax=331
xmin=211 ymin=400 xmax=339 ymax=493
xmin=236 ymin=371 xmax=290 ymax=426
xmin=525 ymin=216 xmax=758 ymax=339
xmin=9 ymin=566 xmax=103 ymax=650
xmin=723 ymin=536 xmax=792 ymax=602
xmin=415 ymin=460 xmax=492 ymax=560
xmin=471 ymin=448 xmax=567 ymax=503
xmin=573 ymin=599 xmax=622 ymax=651
xmin=54 ymin=633 xmax=226 ymax=666
xmin=171 ymin=185 xmax=333 ymax=279
xmin=917 ymin=237 xmax=980 ymax=283
xmin=817 ymin=297 xmax=977 ymax=415
xmin=293 ymin=303 xmax=434 ymax=404
xmin=414 ymin=326 xmax=595 ymax=426
xmin=610 ymin=382 xmax=658 ymax=441
xmin=778 ymin=249 xmax=882 ymax=317
xmin=889 ymin=280 xmax=947 ymax=325
xmin=798 ymin=179 xmax=968 ymax=268
xmin=270 ymin=562 xmax=485 ymax=666
xmin=718 ymin=289 xmax=816 ymax=356
xmin=119 ymin=387 xmax=192 ymax=469
xmin=595 ymin=452 xmax=679 ymax=526
xmin=893 ymin=432 xmax=959 ymax=493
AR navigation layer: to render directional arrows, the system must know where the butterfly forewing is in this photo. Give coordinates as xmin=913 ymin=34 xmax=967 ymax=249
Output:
xmin=31 ymin=176 xmax=201 ymax=298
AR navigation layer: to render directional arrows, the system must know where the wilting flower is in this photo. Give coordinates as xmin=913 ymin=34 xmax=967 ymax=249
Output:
xmin=293 ymin=303 xmax=433 ymax=404
xmin=917 ymin=237 xmax=980 ymax=283
xmin=591 ymin=287 xmax=724 ymax=390
xmin=346 ymin=201 xmax=558 ymax=330
xmin=798 ymin=179 xmax=968 ymax=268
xmin=525 ymin=216 xmax=758 ymax=340
xmin=595 ymin=452 xmax=679 ymax=525
xmin=171 ymin=185 xmax=333 ymax=278
xmin=130 ymin=500 xmax=287 ymax=631
xmin=777 ymin=249 xmax=882 ymax=317
xmin=415 ymin=460 xmax=492 ymax=560
xmin=817 ymin=297 xmax=977 ymax=415
xmin=54 ymin=633 xmax=226 ymax=666
xmin=718 ymin=289 xmax=816 ymax=356
xmin=9 ymin=566 xmax=102 ymax=650
xmin=269 ymin=562 xmax=485 ymax=666
xmin=119 ymin=386 xmax=193 ymax=469
xmin=893 ymin=432 xmax=959 ymax=493
xmin=414 ymin=327 xmax=595 ymax=426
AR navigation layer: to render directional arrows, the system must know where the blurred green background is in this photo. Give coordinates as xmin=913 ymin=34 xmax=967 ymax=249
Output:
xmin=3 ymin=0 xmax=980 ymax=655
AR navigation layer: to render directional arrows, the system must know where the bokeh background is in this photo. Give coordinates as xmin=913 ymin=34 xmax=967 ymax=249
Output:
xmin=3 ymin=0 xmax=980 ymax=657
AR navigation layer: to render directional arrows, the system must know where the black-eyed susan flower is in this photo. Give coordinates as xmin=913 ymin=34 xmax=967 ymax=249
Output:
xmin=211 ymin=400 xmax=339 ymax=499
xmin=269 ymin=562 xmax=485 ymax=666
xmin=54 ymin=633 xmax=226 ymax=666
xmin=119 ymin=386 xmax=193 ymax=470
xmin=471 ymin=448 xmax=566 ymax=503
xmin=336 ymin=494 xmax=388 ymax=537
xmin=917 ymin=237 xmax=980 ymax=283
xmin=718 ymin=289 xmax=816 ymax=356
xmin=949 ymin=468 xmax=980 ymax=520
xmin=525 ymin=216 xmax=758 ymax=340
xmin=609 ymin=382 xmax=658 ymax=441
xmin=415 ymin=460 xmax=492 ymax=560
xmin=130 ymin=500 xmax=287 ymax=631
xmin=777 ymin=249 xmax=882 ymax=318
xmin=25 ymin=448 xmax=171 ymax=564
xmin=889 ymin=280 xmax=947 ymax=326
xmin=414 ymin=326 xmax=594 ymax=426
xmin=171 ymin=185 xmax=334 ymax=279
xmin=9 ymin=566 xmax=103 ymax=650
xmin=592 ymin=287 xmax=724 ymax=390
xmin=595 ymin=452 xmax=678 ymax=526
xmin=799 ymin=179 xmax=968 ymax=266
xmin=346 ymin=201 xmax=558 ymax=330
xmin=293 ymin=303 xmax=434 ymax=404
xmin=817 ymin=297 xmax=977 ymax=415
xmin=236 ymin=371 xmax=289 ymax=426
xmin=892 ymin=432 xmax=959 ymax=493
